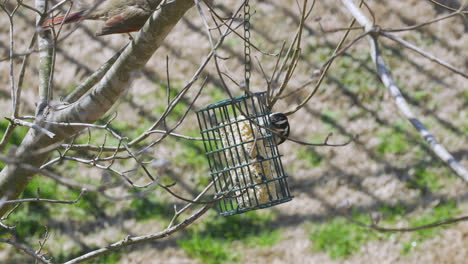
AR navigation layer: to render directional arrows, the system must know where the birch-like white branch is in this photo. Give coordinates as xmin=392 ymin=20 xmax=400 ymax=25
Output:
xmin=340 ymin=0 xmax=468 ymax=181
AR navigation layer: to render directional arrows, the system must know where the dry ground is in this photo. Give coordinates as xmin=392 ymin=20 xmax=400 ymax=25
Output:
xmin=0 ymin=0 xmax=467 ymax=263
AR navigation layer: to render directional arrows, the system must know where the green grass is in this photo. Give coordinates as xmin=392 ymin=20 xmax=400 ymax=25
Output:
xmin=130 ymin=194 xmax=173 ymax=222
xmin=178 ymin=211 xmax=281 ymax=263
xmin=313 ymin=48 xmax=378 ymax=102
xmin=0 ymin=175 xmax=173 ymax=262
xmin=154 ymin=100 xmax=189 ymax=123
xmin=320 ymin=109 xmax=342 ymax=131
xmin=107 ymin=119 xmax=151 ymax=140
xmin=0 ymin=177 xmax=58 ymax=240
xmin=55 ymin=246 xmax=122 ymax=263
xmin=0 ymin=176 xmax=107 ymax=240
xmin=404 ymin=31 xmax=436 ymax=49
xmin=338 ymin=60 xmax=376 ymax=96
xmin=309 ymin=215 xmax=379 ymax=258
xmin=208 ymin=86 xmax=228 ymax=103
xmin=172 ymin=130 xmax=208 ymax=174
xmin=378 ymin=203 xmax=407 ymax=223
xmin=245 ymin=229 xmax=281 ymax=247
xmin=179 ymin=234 xmax=238 ymax=264
xmin=202 ymin=211 xmax=279 ymax=241
xmin=1 ymin=203 xmax=48 ymax=240
xmin=297 ymin=147 xmax=323 ymax=167
xmin=0 ymin=119 xmax=29 ymax=170
xmin=151 ymin=83 xmax=192 ymax=122
xmin=90 ymin=252 xmax=122 ymax=264
xmin=377 ymin=129 xmax=409 ymax=155
xmin=402 ymin=200 xmax=460 ymax=254
xmin=320 ymin=109 xmax=339 ymax=123
xmin=461 ymin=90 xmax=468 ymax=102
xmin=0 ymin=119 xmax=28 ymax=147
xmin=406 ymin=167 xmax=443 ymax=192
xmin=462 ymin=111 xmax=468 ymax=134
xmin=25 ymin=174 xmax=60 ymax=199
xmin=309 ymin=200 xmax=461 ymax=259
xmin=223 ymin=38 xmax=242 ymax=49
xmin=411 ymin=90 xmax=431 ymax=102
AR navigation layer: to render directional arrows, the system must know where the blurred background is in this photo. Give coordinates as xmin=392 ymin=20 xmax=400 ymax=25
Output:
xmin=0 ymin=0 xmax=467 ymax=263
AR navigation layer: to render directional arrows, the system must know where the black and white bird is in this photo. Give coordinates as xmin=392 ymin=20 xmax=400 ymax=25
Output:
xmin=268 ymin=112 xmax=290 ymax=145
xmin=217 ymin=112 xmax=290 ymax=205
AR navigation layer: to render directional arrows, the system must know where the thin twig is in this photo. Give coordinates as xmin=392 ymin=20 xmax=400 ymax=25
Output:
xmin=383 ymin=11 xmax=461 ymax=32
xmin=1 ymin=188 xmax=87 ymax=205
xmin=168 ymin=180 xmax=215 ymax=228
xmin=380 ymin=31 xmax=467 ymax=78
xmin=426 ymin=0 xmax=468 ymax=12
xmin=5 ymin=117 xmax=55 ymax=138
xmin=213 ymin=41 xmax=353 ymax=147
xmin=344 ymin=212 xmax=468 ymax=233
xmin=16 ymin=34 xmax=38 ymax=116
xmin=0 ymin=154 xmax=100 ymax=191
xmin=0 ymin=124 xmax=16 ymax=152
xmin=63 ymin=203 xmax=215 ymax=264
xmin=0 ymin=239 xmax=52 ymax=264
xmin=284 ymin=0 xmax=365 ymax=116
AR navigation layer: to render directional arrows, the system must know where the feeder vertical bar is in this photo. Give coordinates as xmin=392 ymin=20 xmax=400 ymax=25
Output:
xmin=211 ymin=107 xmax=235 ymax=211
xmin=230 ymin=103 xmax=259 ymax=207
xmin=197 ymin=111 xmax=219 ymax=196
xmin=239 ymin=98 xmax=265 ymax=205
xmin=223 ymin=104 xmax=254 ymax=208
xmin=209 ymin=108 xmax=231 ymax=211
xmin=251 ymin=96 xmax=274 ymax=201
xmin=244 ymin=0 xmax=251 ymax=92
xmin=216 ymin=105 xmax=241 ymax=211
xmin=237 ymin=100 xmax=264 ymax=206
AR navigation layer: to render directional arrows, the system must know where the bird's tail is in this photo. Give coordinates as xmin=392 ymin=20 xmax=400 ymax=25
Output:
xmin=41 ymin=11 xmax=85 ymax=29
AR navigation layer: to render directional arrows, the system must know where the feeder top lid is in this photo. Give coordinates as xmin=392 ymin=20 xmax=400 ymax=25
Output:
xmin=196 ymin=92 xmax=266 ymax=112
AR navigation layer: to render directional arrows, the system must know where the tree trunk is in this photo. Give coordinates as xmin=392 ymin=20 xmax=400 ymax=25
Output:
xmin=0 ymin=0 xmax=195 ymax=217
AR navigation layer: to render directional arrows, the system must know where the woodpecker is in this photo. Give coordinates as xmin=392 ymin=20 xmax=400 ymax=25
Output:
xmin=268 ymin=112 xmax=290 ymax=145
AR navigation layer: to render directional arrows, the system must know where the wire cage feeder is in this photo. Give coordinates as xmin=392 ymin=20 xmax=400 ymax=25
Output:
xmin=196 ymin=92 xmax=293 ymax=216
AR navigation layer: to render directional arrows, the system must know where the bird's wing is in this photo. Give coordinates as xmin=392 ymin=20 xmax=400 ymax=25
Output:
xmin=42 ymin=11 xmax=86 ymax=29
xmin=96 ymin=7 xmax=150 ymax=36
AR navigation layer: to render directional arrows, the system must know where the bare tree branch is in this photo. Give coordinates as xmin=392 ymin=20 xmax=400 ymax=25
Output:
xmin=63 ymin=202 xmax=214 ymax=264
xmin=426 ymin=0 xmax=468 ymax=12
xmin=380 ymin=31 xmax=467 ymax=78
xmin=0 ymin=188 xmax=87 ymax=206
xmin=342 ymin=209 xmax=468 ymax=233
xmin=35 ymin=0 xmax=54 ymax=118
xmin=5 ymin=117 xmax=55 ymax=138
xmin=284 ymin=0 xmax=365 ymax=116
xmin=340 ymin=0 xmax=468 ymax=181
xmin=0 ymin=238 xmax=52 ymax=264
xmin=0 ymin=0 xmax=196 ymax=218
xmin=63 ymin=45 xmax=127 ymax=104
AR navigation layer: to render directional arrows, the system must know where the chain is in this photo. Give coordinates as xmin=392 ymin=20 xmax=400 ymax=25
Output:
xmin=244 ymin=0 xmax=251 ymax=92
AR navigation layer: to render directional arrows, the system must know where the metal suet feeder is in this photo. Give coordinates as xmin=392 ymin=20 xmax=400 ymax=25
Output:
xmin=196 ymin=92 xmax=293 ymax=216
